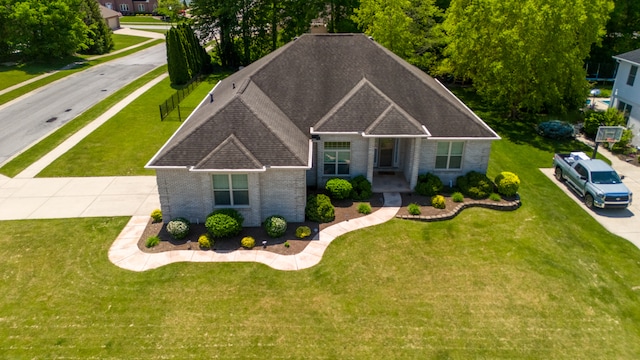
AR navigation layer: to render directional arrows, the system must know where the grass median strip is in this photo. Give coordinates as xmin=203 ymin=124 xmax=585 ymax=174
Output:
xmin=0 ymin=66 xmax=168 ymax=178
xmin=37 ymin=72 xmax=229 ymax=177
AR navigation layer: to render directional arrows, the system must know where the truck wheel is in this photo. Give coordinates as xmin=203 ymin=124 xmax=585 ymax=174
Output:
xmin=585 ymin=194 xmax=594 ymax=209
xmin=554 ymin=167 xmax=564 ymax=182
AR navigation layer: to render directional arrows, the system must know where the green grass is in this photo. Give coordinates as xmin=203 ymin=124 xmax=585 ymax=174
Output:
xmin=37 ymin=73 xmax=228 ymax=177
xmin=0 ymin=66 xmax=168 ymax=177
xmin=0 ymin=39 xmax=164 ymax=106
xmin=111 ymin=34 xmax=151 ymax=51
xmin=120 ymin=15 xmax=165 ymax=23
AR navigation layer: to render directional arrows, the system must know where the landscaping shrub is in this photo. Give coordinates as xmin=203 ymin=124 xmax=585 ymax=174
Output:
xmin=325 ymin=178 xmax=353 ymax=199
xmin=415 ymin=173 xmax=443 ymax=196
xmin=357 ymin=203 xmax=372 ymax=214
xmin=408 ymin=203 xmax=421 ymax=215
xmin=537 ymin=120 xmax=574 ymax=139
xmin=264 ymin=215 xmax=287 ymax=238
xmin=431 ymin=195 xmax=446 ymax=209
xmin=456 ymin=171 xmax=493 ymax=199
xmin=305 ymin=194 xmax=335 ymax=222
xmin=452 ymin=192 xmax=464 ymax=202
xmin=296 ymin=226 xmax=311 ymax=239
xmin=205 ymin=213 xmax=242 ymax=238
xmin=489 ymin=193 xmax=502 ymax=201
xmin=495 ymin=171 xmax=521 ymax=196
xmin=166 ymin=217 xmax=190 ymax=240
xmin=145 ymin=236 xmax=160 ymax=248
xmin=150 ymin=209 xmax=162 ymax=223
xmin=350 ymin=175 xmax=373 ymax=200
xmin=241 ymin=236 xmax=255 ymax=249
xmin=284 ymin=241 xmax=290 ymax=248
xmin=207 ymin=208 xmax=244 ymax=227
xmin=198 ymin=233 xmax=212 ymax=249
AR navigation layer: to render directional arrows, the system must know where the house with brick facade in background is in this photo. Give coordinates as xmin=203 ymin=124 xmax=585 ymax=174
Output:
xmin=96 ymin=0 xmax=158 ymax=15
xmin=146 ymin=34 xmax=500 ymax=226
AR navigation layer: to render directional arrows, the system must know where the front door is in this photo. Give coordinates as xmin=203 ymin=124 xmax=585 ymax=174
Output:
xmin=378 ymin=139 xmax=395 ymax=167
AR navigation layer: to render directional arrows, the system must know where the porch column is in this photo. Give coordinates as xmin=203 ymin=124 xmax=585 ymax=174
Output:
xmin=409 ymin=138 xmax=421 ymax=190
xmin=367 ymin=137 xmax=375 ymax=183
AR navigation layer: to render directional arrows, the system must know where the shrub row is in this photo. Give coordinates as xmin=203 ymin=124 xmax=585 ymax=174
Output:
xmin=325 ymin=175 xmax=372 ymax=201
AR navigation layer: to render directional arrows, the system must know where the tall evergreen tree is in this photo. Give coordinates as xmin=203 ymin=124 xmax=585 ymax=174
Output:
xmin=79 ymin=0 xmax=114 ymax=55
xmin=166 ymin=27 xmax=191 ymax=85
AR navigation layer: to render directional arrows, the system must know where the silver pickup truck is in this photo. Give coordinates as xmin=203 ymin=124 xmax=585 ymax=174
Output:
xmin=553 ymin=152 xmax=632 ymax=209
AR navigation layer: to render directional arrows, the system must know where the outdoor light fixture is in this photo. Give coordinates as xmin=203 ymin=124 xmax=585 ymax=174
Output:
xmin=262 ymin=240 xmax=267 ymax=248
xmin=311 ymin=134 xmax=321 ymax=141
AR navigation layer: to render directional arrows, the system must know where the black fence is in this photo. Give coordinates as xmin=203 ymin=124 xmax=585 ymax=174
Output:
xmin=159 ymin=77 xmax=202 ymax=121
xmin=584 ymin=62 xmax=618 ymax=82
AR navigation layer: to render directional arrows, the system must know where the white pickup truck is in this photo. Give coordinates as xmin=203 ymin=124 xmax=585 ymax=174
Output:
xmin=553 ymin=152 xmax=632 ymax=209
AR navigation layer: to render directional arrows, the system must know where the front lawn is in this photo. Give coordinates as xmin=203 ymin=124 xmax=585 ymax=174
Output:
xmin=111 ymin=34 xmax=152 ymax=51
xmin=37 ymin=72 xmax=230 ymax=177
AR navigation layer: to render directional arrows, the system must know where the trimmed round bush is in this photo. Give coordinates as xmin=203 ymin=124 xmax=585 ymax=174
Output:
xmin=145 ymin=236 xmax=160 ymax=248
xmin=456 ymin=171 xmax=494 ymax=199
xmin=166 ymin=217 xmax=190 ymax=240
xmin=452 ymin=192 xmax=464 ymax=202
xmin=198 ymin=233 xmax=212 ymax=249
xmin=264 ymin=215 xmax=287 ymax=238
xmin=495 ymin=171 xmax=520 ymax=196
xmin=431 ymin=195 xmax=446 ymax=209
xmin=415 ymin=173 xmax=443 ymax=196
xmin=205 ymin=213 xmax=241 ymax=238
xmin=357 ymin=203 xmax=372 ymax=214
xmin=207 ymin=208 xmax=244 ymax=227
xmin=296 ymin=226 xmax=311 ymax=239
xmin=537 ymin=120 xmax=574 ymax=139
xmin=241 ymin=236 xmax=255 ymax=249
xmin=325 ymin=178 xmax=353 ymax=199
xmin=150 ymin=209 xmax=162 ymax=223
xmin=305 ymin=194 xmax=335 ymax=223
xmin=408 ymin=203 xmax=421 ymax=215
xmin=350 ymin=175 xmax=373 ymax=200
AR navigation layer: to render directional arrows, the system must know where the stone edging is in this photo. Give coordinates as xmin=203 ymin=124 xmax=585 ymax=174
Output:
xmin=396 ymin=196 xmax=521 ymax=222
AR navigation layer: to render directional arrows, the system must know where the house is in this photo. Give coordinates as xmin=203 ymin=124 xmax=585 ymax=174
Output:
xmin=610 ymin=48 xmax=640 ymax=147
xmin=146 ymin=34 xmax=500 ymax=226
xmin=96 ymin=0 xmax=158 ymax=16
xmin=98 ymin=4 xmax=121 ymax=30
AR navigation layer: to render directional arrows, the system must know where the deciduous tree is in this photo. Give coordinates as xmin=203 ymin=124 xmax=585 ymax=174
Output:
xmin=443 ymin=0 xmax=613 ymax=117
xmin=79 ymin=0 xmax=113 ymax=55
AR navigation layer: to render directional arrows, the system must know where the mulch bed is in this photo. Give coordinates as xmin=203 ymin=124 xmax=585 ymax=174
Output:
xmin=138 ymin=193 xmax=385 ymax=256
xmin=395 ymin=192 xmax=520 ymax=219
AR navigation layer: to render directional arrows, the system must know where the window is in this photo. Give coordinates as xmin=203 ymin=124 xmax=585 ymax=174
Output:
xmin=627 ymin=65 xmax=638 ymax=86
xmin=617 ymin=100 xmax=633 ymax=123
xmin=105 ymin=2 xmax=112 ymax=9
xmin=138 ymin=4 xmax=145 ymax=12
xmin=435 ymin=141 xmax=464 ymax=169
xmin=120 ymin=3 xmax=129 ymax=11
xmin=324 ymin=142 xmax=350 ymax=175
xmin=213 ymin=174 xmax=249 ymax=206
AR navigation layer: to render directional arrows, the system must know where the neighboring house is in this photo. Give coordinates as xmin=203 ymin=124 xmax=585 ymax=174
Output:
xmin=97 ymin=0 xmax=158 ymax=15
xmin=610 ymin=48 xmax=640 ymax=147
xmin=146 ymin=34 xmax=500 ymax=226
xmin=98 ymin=4 xmax=121 ymax=30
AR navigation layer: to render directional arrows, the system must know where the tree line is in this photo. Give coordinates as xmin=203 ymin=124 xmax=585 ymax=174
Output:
xmin=189 ymin=0 xmax=634 ymax=117
xmin=0 ymin=0 xmax=113 ymax=61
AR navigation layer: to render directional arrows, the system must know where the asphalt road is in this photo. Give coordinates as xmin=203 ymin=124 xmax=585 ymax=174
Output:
xmin=0 ymin=43 xmax=166 ymax=165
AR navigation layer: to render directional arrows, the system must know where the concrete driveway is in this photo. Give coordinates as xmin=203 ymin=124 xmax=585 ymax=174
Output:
xmin=541 ymin=148 xmax=640 ymax=249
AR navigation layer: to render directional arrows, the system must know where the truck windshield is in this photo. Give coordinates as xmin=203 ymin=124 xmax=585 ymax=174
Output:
xmin=591 ymin=171 xmax=622 ymax=184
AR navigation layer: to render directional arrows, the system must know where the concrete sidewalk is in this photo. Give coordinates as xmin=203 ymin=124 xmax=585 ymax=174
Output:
xmin=109 ymin=193 xmax=402 ymax=272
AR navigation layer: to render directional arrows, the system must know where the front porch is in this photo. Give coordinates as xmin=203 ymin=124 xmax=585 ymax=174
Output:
xmin=372 ymin=170 xmax=411 ymax=193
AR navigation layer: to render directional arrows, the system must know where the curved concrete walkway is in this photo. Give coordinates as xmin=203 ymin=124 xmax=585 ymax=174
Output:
xmin=109 ymin=192 xmax=402 ymax=272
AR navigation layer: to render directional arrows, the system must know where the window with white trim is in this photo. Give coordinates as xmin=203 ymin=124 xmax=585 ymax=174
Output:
xmin=627 ymin=65 xmax=638 ymax=86
xmin=435 ymin=141 xmax=464 ymax=169
xmin=138 ymin=4 xmax=145 ymax=12
xmin=105 ymin=2 xmax=112 ymax=10
xmin=120 ymin=3 xmax=129 ymax=11
xmin=324 ymin=142 xmax=350 ymax=175
xmin=213 ymin=174 xmax=249 ymax=206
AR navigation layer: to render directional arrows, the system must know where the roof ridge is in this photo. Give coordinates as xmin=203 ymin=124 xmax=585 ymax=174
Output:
xmin=365 ymin=104 xmax=429 ymax=135
xmin=196 ymin=134 xmax=263 ymax=169
xmin=314 ymin=77 xmax=382 ymax=130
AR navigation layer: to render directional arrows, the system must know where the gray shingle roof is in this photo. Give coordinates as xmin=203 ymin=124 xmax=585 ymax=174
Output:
xmin=148 ymin=33 xmax=498 ymax=170
xmin=614 ymin=48 xmax=640 ymax=65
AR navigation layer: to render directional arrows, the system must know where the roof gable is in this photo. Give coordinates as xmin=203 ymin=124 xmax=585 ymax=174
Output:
xmin=614 ymin=48 xmax=640 ymax=65
xmin=195 ymin=134 xmax=263 ymax=170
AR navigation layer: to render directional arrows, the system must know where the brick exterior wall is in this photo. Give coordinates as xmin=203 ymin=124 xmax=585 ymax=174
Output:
xmin=315 ymin=135 xmax=369 ymax=188
xmin=418 ymin=139 xmax=493 ymax=186
xmin=155 ymin=168 xmax=306 ymax=227
xmin=97 ymin=0 xmax=158 ymax=15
